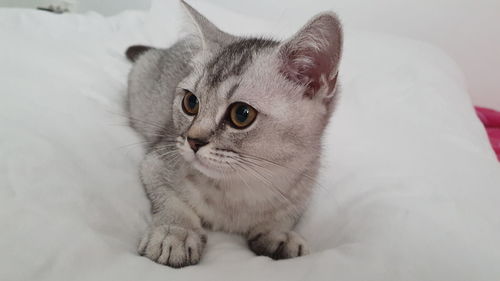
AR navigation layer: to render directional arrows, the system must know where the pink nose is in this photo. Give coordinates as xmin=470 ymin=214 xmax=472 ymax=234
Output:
xmin=187 ymin=137 xmax=208 ymax=153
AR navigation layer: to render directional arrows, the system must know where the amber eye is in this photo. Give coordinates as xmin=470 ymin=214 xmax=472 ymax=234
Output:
xmin=182 ymin=90 xmax=199 ymax=116
xmin=228 ymin=102 xmax=257 ymax=129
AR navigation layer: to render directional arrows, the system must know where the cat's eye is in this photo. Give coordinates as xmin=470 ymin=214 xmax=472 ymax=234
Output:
xmin=182 ymin=90 xmax=199 ymax=116
xmin=228 ymin=102 xmax=257 ymax=129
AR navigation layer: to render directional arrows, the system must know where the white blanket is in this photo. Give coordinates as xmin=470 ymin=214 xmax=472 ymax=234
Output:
xmin=1 ymin=2 xmax=499 ymax=281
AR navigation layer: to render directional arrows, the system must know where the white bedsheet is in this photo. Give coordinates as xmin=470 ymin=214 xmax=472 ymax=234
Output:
xmin=1 ymin=2 xmax=499 ymax=281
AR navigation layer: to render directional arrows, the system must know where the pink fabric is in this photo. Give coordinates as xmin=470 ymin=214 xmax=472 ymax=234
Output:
xmin=475 ymin=106 xmax=500 ymax=161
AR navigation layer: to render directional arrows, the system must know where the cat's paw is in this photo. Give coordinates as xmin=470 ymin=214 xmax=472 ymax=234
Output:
xmin=138 ymin=225 xmax=207 ymax=268
xmin=247 ymin=230 xmax=310 ymax=260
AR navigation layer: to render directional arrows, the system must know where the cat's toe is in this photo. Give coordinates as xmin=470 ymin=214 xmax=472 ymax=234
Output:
xmin=138 ymin=225 xmax=206 ymax=267
xmin=248 ymin=230 xmax=309 ymax=260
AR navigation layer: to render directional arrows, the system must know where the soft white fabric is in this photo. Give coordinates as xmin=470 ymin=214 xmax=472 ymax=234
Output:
xmin=1 ymin=2 xmax=500 ymax=281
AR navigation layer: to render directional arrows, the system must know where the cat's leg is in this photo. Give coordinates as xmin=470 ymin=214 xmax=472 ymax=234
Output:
xmin=246 ymin=218 xmax=310 ymax=260
xmin=138 ymin=152 xmax=206 ymax=268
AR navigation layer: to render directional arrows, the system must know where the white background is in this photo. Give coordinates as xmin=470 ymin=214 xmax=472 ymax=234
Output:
xmin=1 ymin=0 xmax=499 ymax=110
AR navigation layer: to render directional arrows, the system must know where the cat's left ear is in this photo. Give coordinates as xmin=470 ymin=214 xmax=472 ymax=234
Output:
xmin=180 ymin=0 xmax=236 ymax=50
xmin=279 ymin=12 xmax=343 ymax=100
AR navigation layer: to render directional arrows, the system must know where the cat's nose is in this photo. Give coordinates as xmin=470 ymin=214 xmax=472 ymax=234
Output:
xmin=187 ymin=137 xmax=208 ymax=153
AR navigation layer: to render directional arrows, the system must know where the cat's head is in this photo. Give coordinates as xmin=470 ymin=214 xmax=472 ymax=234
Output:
xmin=174 ymin=1 xmax=343 ymax=180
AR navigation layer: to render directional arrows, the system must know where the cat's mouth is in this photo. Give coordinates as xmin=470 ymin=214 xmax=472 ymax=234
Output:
xmin=191 ymin=155 xmax=221 ymax=175
xmin=176 ymin=137 xmax=242 ymax=179
xmin=176 ymin=141 xmax=226 ymax=178
xmin=189 ymin=156 xmax=226 ymax=178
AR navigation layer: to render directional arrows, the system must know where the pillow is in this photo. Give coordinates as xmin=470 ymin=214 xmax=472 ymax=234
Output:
xmin=1 ymin=3 xmax=499 ymax=281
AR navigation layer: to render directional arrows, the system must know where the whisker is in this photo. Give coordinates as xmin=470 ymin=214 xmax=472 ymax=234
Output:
xmin=234 ymin=160 xmax=299 ymax=210
xmin=154 ymin=143 xmax=180 ymax=150
xmin=157 ymin=150 xmax=179 ymax=159
xmin=239 ymin=153 xmax=328 ymax=192
xmin=116 ymin=140 xmax=152 ymax=150
xmin=107 ymin=110 xmax=170 ymax=133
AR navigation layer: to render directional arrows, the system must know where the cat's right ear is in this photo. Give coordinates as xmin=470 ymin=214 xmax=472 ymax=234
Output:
xmin=180 ymin=0 xmax=235 ymax=50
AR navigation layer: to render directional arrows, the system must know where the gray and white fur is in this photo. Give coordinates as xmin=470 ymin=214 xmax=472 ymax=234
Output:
xmin=126 ymin=1 xmax=343 ymax=268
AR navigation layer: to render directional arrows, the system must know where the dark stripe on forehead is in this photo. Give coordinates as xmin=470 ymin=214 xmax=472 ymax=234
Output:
xmin=206 ymin=37 xmax=279 ymax=88
xmin=225 ymin=83 xmax=240 ymax=99
xmin=193 ymin=70 xmax=205 ymax=92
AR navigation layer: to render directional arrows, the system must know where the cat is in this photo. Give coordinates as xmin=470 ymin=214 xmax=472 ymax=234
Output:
xmin=126 ymin=0 xmax=343 ymax=268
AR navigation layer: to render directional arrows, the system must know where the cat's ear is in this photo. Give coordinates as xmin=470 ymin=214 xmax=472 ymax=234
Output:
xmin=278 ymin=12 xmax=343 ymax=100
xmin=180 ymin=0 xmax=235 ymax=50
xmin=125 ymin=45 xmax=153 ymax=62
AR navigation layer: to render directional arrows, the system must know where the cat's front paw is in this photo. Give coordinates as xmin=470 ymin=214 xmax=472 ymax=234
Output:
xmin=247 ymin=230 xmax=310 ymax=260
xmin=138 ymin=225 xmax=207 ymax=268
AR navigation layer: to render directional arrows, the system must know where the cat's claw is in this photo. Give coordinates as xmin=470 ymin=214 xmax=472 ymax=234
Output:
xmin=138 ymin=225 xmax=206 ymax=268
xmin=247 ymin=230 xmax=310 ymax=260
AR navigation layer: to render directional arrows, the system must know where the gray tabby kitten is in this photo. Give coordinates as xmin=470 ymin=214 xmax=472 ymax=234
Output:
xmin=126 ymin=1 xmax=342 ymax=268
